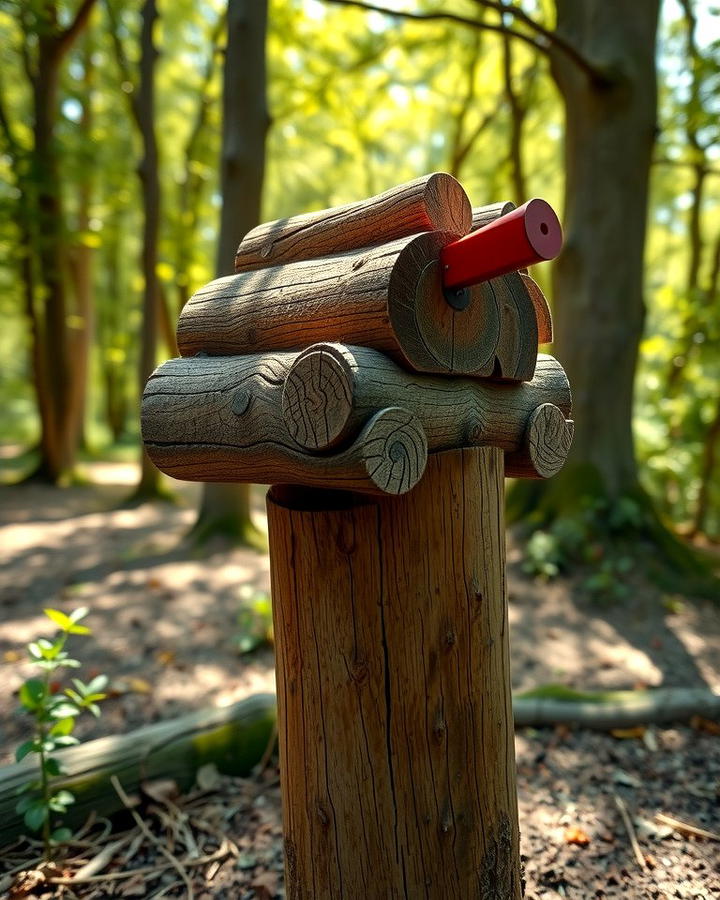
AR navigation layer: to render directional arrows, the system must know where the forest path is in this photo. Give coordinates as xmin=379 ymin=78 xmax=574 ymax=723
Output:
xmin=1 ymin=460 xmax=719 ymax=763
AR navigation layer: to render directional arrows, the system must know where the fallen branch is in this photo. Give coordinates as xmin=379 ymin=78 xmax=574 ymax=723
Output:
xmin=654 ymin=812 xmax=720 ymax=842
xmin=0 ymin=693 xmax=276 ymax=848
xmin=513 ymin=685 xmax=720 ymax=730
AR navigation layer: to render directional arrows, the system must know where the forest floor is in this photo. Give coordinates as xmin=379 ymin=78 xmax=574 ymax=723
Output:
xmin=0 ymin=458 xmax=719 ymax=898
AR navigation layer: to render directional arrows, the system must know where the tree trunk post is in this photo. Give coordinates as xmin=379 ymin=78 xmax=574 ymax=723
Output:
xmin=267 ymin=447 xmax=522 ymax=899
xmin=142 ymin=174 xmax=571 ymax=897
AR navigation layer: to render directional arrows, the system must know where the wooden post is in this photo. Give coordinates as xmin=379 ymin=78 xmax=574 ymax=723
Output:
xmin=267 ymin=447 xmax=522 ymax=899
xmin=141 ymin=173 xmax=570 ymax=900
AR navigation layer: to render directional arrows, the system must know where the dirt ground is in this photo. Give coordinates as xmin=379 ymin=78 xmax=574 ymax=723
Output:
xmin=1 ymin=462 xmax=719 ymax=898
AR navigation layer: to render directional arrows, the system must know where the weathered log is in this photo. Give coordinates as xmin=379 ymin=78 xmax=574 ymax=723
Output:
xmin=513 ymin=686 xmax=720 ymax=730
xmin=505 ymin=402 xmax=574 ymax=479
xmin=234 ymin=172 xmax=472 ymax=272
xmin=521 ymin=272 xmax=553 ymax=344
xmin=178 ymin=231 xmax=539 ymax=380
xmin=472 ymin=200 xmax=515 ymax=231
xmin=281 ymin=343 xmax=572 ymax=477
xmin=267 ymin=447 xmax=522 ymax=899
xmin=142 ymin=354 xmax=427 ymax=494
xmin=0 ymin=694 xmax=276 ymax=849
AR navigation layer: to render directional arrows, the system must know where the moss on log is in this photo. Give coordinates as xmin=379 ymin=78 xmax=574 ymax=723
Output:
xmin=0 ymin=693 xmax=276 ymax=849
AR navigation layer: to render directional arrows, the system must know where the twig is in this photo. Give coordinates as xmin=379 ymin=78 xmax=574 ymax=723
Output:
xmin=72 ymin=834 xmax=132 ymax=881
xmin=655 ymin=812 xmax=720 ymax=842
xmin=111 ymin=775 xmax=194 ymax=899
xmin=613 ymin=793 xmax=647 ymax=871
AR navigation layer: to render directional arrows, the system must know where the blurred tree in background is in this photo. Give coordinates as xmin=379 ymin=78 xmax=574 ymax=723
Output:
xmin=0 ymin=0 xmax=718 ymax=585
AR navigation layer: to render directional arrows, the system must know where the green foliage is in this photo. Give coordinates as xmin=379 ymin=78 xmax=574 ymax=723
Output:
xmin=14 ymin=607 xmax=106 ymax=860
xmin=520 ymin=496 xmax=646 ymax=603
xmin=236 ymin=587 xmax=273 ymax=655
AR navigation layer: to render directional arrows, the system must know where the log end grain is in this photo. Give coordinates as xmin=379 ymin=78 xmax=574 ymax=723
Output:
xmin=282 ymin=343 xmax=356 ymax=451
xmin=359 ymin=406 xmax=428 ymax=494
xmin=506 ymin=403 xmax=574 ymax=479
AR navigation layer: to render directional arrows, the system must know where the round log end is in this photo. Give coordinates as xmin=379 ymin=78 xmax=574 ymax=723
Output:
xmin=283 ymin=343 xmax=356 ymax=451
xmin=360 ymin=407 xmax=428 ymax=495
xmin=517 ymin=403 xmax=574 ymax=478
xmin=424 ymin=172 xmax=473 ymax=235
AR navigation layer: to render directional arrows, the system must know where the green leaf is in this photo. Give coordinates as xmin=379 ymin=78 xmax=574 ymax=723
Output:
xmin=86 ymin=675 xmax=108 ymax=694
xmin=15 ymin=740 xmax=38 ymax=762
xmin=69 ymin=607 xmax=89 ymax=623
xmin=67 ymin=623 xmax=91 ymax=635
xmin=27 ymin=642 xmax=43 ymax=660
xmin=19 ymin=679 xmax=46 ymax=710
xmin=87 ymin=703 xmax=102 ymax=718
xmin=44 ymin=757 xmax=63 ymax=776
xmin=53 ymin=790 xmax=74 ymax=806
xmin=15 ymin=794 xmax=35 ymax=814
xmin=51 ymin=827 xmax=72 ymax=843
xmin=44 ymin=609 xmax=73 ymax=631
xmin=49 ymin=717 xmax=75 ymax=737
xmin=53 ymin=735 xmax=79 ymax=747
xmin=49 ymin=702 xmax=80 ymax=719
xmin=23 ymin=801 xmax=47 ymax=832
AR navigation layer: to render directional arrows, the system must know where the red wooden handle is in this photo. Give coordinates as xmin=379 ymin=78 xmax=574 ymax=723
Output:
xmin=440 ymin=198 xmax=562 ymax=291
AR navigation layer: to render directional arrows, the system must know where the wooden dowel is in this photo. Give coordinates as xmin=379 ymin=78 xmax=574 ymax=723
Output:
xmin=441 ymin=198 xmax=563 ymax=291
xmin=234 ymin=172 xmax=472 ymax=272
xmin=142 ymin=354 xmax=426 ymax=494
xmin=179 ymin=233 xmax=539 ymax=381
xmin=281 ymin=343 xmax=572 ymax=477
xmin=267 ymin=448 xmax=522 ymax=899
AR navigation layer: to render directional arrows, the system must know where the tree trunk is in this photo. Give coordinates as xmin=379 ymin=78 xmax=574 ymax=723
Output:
xmin=192 ymin=0 xmax=269 ymax=543
xmin=67 ymin=39 xmax=96 ymax=452
xmin=132 ymin=0 xmax=163 ymax=501
xmin=510 ymin=0 xmax=659 ymax=517
xmin=552 ymin=0 xmax=658 ymax=498
xmin=267 ymin=448 xmax=521 ymax=899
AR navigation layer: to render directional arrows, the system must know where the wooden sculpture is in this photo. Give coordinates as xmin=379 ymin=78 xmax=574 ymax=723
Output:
xmin=141 ymin=172 xmax=571 ymax=899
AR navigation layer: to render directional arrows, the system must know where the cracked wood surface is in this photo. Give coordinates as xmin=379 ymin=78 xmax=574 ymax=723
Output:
xmin=141 ymin=353 xmax=426 ymax=495
xmin=282 ymin=343 xmax=572 ymax=478
xmin=179 ymin=231 xmax=539 ymax=380
xmin=267 ymin=447 xmax=522 ymax=899
xmin=234 ymin=172 xmax=472 ymax=273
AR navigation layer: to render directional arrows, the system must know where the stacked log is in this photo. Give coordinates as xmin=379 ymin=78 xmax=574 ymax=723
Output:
xmin=145 ymin=171 xmax=571 ymax=496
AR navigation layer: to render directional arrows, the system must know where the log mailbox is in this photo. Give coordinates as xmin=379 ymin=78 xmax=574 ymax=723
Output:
xmin=142 ymin=172 xmax=572 ymax=899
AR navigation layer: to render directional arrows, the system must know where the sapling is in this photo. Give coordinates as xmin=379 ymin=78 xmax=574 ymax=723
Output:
xmin=14 ymin=607 xmax=107 ymax=860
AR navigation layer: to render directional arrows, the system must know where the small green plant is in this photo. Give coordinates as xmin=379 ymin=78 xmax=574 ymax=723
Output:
xmin=15 ymin=607 xmax=107 ymax=860
xmin=236 ymin=587 xmax=273 ymax=654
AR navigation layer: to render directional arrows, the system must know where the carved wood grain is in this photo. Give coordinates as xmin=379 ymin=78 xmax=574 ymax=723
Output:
xmin=141 ymin=354 xmax=426 ymax=495
xmin=180 ymin=233 xmax=539 ymax=380
xmin=235 ymin=172 xmax=472 ymax=272
xmin=267 ymin=447 xmax=522 ymax=899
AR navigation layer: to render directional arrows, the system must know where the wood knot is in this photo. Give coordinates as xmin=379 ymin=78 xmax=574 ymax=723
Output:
xmin=316 ymin=801 xmax=330 ymax=827
xmin=350 ymin=657 xmax=368 ymax=686
xmin=443 ymin=628 xmax=457 ymax=650
xmin=231 ymin=390 xmax=251 ymax=416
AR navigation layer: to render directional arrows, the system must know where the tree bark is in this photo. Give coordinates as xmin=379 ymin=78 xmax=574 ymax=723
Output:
xmin=21 ymin=0 xmax=99 ymax=482
xmin=267 ymin=447 xmax=521 ymax=899
xmin=192 ymin=0 xmax=269 ymax=544
xmin=515 ymin=0 xmax=660 ymax=511
xmin=67 ymin=38 xmax=96 ymax=452
xmin=132 ymin=0 xmax=163 ymax=500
